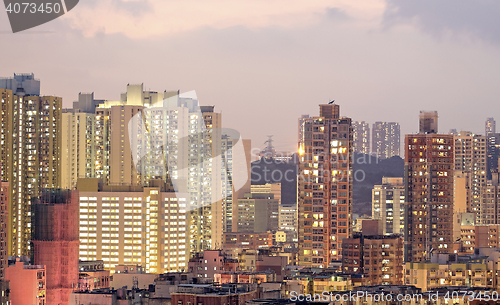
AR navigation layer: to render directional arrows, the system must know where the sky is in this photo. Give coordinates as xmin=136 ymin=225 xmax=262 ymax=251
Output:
xmin=1 ymin=0 xmax=500 ymax=153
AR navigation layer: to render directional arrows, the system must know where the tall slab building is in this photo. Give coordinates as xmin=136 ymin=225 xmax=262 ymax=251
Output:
xmin=0 ymin=73 xmax=62 ymax=256
xmin=352 ymin=121 xmax=370 ymax=154
xmin=404 ymin=113 xmax=454 ymax=262
xmin=372 ymin=122 xmax=400 ymax=158
xmin=298 ymin=103 xmax=353 ymax=267
xmin=61 ymin=93 xmax=102 ymax=189
xmin=453 ymin=131 xmax=487 ymax=224
xmin=486 ymin=117 xmax=496 ymax=135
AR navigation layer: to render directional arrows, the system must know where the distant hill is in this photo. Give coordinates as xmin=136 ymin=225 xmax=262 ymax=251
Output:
xmin=353 ymin=153 xmax=404 ymax=216
xmin=249 ymin=153 xmax=404 ymax=215
xmin=251 ymin=155 xmax=298 ymax=206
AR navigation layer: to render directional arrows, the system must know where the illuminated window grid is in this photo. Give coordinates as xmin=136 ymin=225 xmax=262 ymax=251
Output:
xmin=162 ymin=197 xmax=189 ymax=273
xmin=124 ymin=197 xmax=142 ymax=263
xmin=79 ymin=197 xmax=98 ymax=261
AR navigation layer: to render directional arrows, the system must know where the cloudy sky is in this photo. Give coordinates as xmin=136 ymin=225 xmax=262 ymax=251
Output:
xmin=1 ymin=0 xmax=499 ymax=153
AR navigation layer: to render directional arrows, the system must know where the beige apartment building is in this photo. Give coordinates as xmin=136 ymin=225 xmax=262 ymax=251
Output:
xmin=481 ymin=174 xmax=500 ymax=224
xmin=61 ymin=92 xmax=103 ymax=190
xmin=460 ymin=224 xmax=500 ymax=253
xmin=77 ymin=178 xmax=188 ymax=274
xmin=0 ymin=74 xmax=62 ymax=256
xmin=298 ymin=103 xmax=353 ymax=267
xmin=405 ymin=248 xmax=500 ymax=292
xmin=372 ymin=177 xmax=405 ymax=235
xmin=251 ymin=183 xmax=281 ymax=204
xmin=454 ymin=131 xmax=487 ymax=224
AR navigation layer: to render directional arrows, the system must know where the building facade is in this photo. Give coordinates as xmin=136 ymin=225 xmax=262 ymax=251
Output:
xmin=32 ymin=190 xmax=80 ymax=305
xmin=61 ymin=93 xmax=101 ymax=189
xmin=77 ymin=178 xmax=188 ymax=274
xmin=0 ymin=177 xmax=8 ymax=304
xmin=372 ymin=177 xmax=405 ymax=235
xmin=404 ymin=133 xmax=454 ymax=262
xmin=298 ymin=103 xmax=353 ymax=267
xmin=352 ymin=121 xmax=370 ymax=155
xmin=0 ymin=73 xmax=62 ymax=256
xmin=460 ymin=224 xmax=500 ymax=253
xmin=453 ymin=131 xmax=487 ymax=224
xmin=405 ymin=248 xmax=500 ymax=292
xmin=236 ymin=193 xmax=279 ymax=233
xmin=487 ymin=133 xmax=500 ymax=180
xmin=481 ymin=175 xmax=500 ymax=224
xmin=5 ymin=258 xmax=46 ymax=305
xmin=486 ymin=117 xmax=496 ymax=135
xmin=342 ymin=234 xmax=404 ymax=286
xmin=372 ymin=122 xmax=400 ymax=159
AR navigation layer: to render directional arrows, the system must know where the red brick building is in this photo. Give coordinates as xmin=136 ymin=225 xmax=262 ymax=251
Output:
xmin=298 ymin=104 xmax=353 ymax=267
xmin=405 ymin=133 xmax=454 ymax=262
xmin=342 ymin=234 xmax=404 ymax=285
xmin=32 ymin=190 xmax=80 ymax=305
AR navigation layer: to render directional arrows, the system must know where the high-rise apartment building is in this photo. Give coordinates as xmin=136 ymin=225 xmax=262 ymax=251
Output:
xmin=61 ymin=93 xmax=101 ymax=189
xmin=404 ymin=132 xmax=454 ymax=262
xmin=486 ymin=118 xmax=496 ymax=135
xmin=298 ymin=115 xmax=310 ymax=148
xmin=0 ymin=73 xmax=62 ymax=256
xmin=90 ymin=85 xmax=243 ymax=254
xmin=220 ymin=136 xmax=251 ymax=234
xmin=298 ymin=103 xmax=353 ymax=267
xmin=372 ymin=122 xmax=400 ymax=158
xmin=352 ymin=121 xmax=370 ymax=154
xmin=32 ymin=190 xmax=79 ymax=305
xmin=481 ymin=174 xmax=500 ymax=224
xmin=77 ymin=178 xmax=188 ymax=274
xmin=372 ymin=177 xmax=405 ymax=235
xmin=453 ymin=131 xmax=487 ymax=223
xmin=487 ymin=133 xmax=500 ymax=180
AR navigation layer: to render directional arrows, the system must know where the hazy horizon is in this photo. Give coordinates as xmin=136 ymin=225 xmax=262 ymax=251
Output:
xmin=1 ymin=0 xmax=499 ymax=152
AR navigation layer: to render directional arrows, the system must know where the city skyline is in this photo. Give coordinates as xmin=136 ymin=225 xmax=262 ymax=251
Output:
xmin=2 ymin=2 xmax=500 ymax=304
xmin=1 ymin=1 xmax=500 ymax=152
